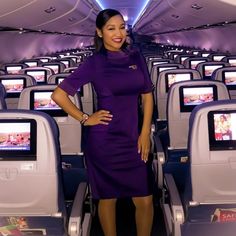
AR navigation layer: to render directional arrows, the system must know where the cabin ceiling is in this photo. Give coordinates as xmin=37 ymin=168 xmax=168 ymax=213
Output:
xmin=0 ymin=0 xmax=236 ymax=62
xmin=0 ymin=0 xmax=236 ymax=36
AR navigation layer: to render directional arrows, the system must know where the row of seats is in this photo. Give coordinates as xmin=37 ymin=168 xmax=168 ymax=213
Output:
xmin=161 ymin=99 xmax=236 ymax=236
xmin=147 ymin=52 xmax=234 ymax=86
xmin=0 ymin=78 xmax=93 ymax=195
xmin=0 ymin=50 xmax=94 ymax=235
xmin=0 ymin=109 xmax=91 ymax=236
xmin=0 ymin=73 xmax=94 ymax=116
xmin=152 ymin=61 xmax=236 ymax=123
xmin=1 ymin=62 xmax=76 ymax=75
xmin=144 ymin=47 xmax=236 ymax=235
xmin=0 ymin=51 xmax=88 ymax=74
xmin=153 ymin=66 xmax=236 ymax=124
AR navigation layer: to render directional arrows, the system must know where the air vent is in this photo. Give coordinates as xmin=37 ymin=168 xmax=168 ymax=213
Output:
xmin=191 ymin=4 xmax=203 ymax=10
xmin=44 ymin=6 xmax=56 ymax=14
xmin=68 ymin=17 xmax=77 ymax=22
xmin=171 ymin=14 xmax=180 ymax=19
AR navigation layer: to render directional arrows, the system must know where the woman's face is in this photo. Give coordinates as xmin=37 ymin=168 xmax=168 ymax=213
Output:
xmin=97 ymin=14 xmax=127 ymax=51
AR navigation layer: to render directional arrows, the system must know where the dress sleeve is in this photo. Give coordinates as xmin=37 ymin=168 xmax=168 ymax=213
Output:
xmin=58 ymin=55 xmax=95 ymax=96
xmin=136 ymin=51 xmax=154 ymax=94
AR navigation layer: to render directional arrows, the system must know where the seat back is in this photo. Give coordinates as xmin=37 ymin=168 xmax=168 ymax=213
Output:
xmin=151 ymin=63 xmax=184 ymax=92
xmin=35 ymin=56 xmax=53 ymax=63
xmin=47 ymin=73 xmax=71 ymax=84
xmin=222 ymin=55 xmax=236 ymax=66
xmin=174 ymin=54 xmax=193 ymax=65
xmin=63 ymin=67 xmax=78 ymax=73
xmin=148 ymin=58 xmax=172 ymax=74
xmin=0 ymin=69 xmax=6 ymax=75
xmin=20 ymin=59 xmax=42 ymax=67
xmin=183 ymin=57 xmax=211 ymax=69
xmin=41 ymin=62 xmax=66 ymax=74
xmin=80 ymin=82 xmax=94 ymax=115
xmin=196 ymin=61 xmax=230 ymax=79
xmin=0 ymin=110 xmax=64 ymax=215
xmin=0 ymin=82 xmax=6 ymax=97
xmin=57 ymin=58 xmax=76 ymax=68
xmin=0 ymin=83 xmax=7 ymax=109
xmin=47 ymin=73 xmax=93 ymax=115
xmin=164 ymin=50 xmax=183 ymax=60
xmin=1 ymin=63 xmax=28 ymax=74
xmin=189 ymin=100 xmax=236 ymax=204
xmin=207 ymin=53 xmax=228 ymax=62
xmin=19 ymin=66 xmax=54 ymax=84
xmin=212 ymin=66 xmax=236 ymax=99
xmin=0 ymin=74 xmax=37 ymax=109
xmin=168 ymin=80 xmax=230 ymax=149
xmin=63 ymin=55 xmax=83 ymax=64
xmin=18 ymin=84 xmax=83 ymax=154
xmin=156 ymin=68 xmax=201 ymax=120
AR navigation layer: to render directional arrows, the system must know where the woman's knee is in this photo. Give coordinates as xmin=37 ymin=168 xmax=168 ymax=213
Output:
xmin=132 ymin=195 xmax=153 ymax=209
xmin=99 ymin=198 xmax=117 ymax=207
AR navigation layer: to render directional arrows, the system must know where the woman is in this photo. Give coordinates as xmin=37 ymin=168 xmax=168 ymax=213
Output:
xmin=51 ymin=9 xmax=154 ymax=236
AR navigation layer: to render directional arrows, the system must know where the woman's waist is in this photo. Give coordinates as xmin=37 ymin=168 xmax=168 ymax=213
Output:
xmin=88 ymin=119 xmax=139 ymax=136
xmin=97 ymin=95 xmax=138 ymax=110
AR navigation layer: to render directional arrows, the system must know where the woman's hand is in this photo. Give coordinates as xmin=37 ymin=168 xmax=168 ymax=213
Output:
xmin=138 ymin=132 xmax=151 ymax=163
xmin=84 ymin=110 xmax=113 ymax=126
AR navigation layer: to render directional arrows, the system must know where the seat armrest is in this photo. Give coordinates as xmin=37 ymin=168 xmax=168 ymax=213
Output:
xmin=155 ymin=119 xmax=167 ymax=132
xmin=164 ymin=173 xmax=184 ymax=236
xmin=68 ymin=182 xmax=88 ymax=236
xmin=82 ymin=213 xmax=92 ymax=236
xmin=153 ymin=132 xmax=165 ymax=189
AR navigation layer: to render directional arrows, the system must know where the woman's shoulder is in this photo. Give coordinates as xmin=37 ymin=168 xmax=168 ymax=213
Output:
xmin=87 ymin=51 xmax=107 ymax=62
xmin=126 ymin=47 xmax=144 ymax=62
xmin=81 ymin=52 xmax=105 ymax=67
xmin=126 ymin=47 xmax=141 ymax=56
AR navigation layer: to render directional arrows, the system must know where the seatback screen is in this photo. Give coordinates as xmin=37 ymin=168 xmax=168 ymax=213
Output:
xmin=179 ymin=85 xmax=218 ymax=112
xmin=0 ymin=119 xmax=37 ymax=160
xmin=0 ymin=78 xmax=26 ymax=98
xmin=165 ymin=72 xmax=192 ymax=92
xmin=30 ymin=90 xmax=67 ymax=117
xmin=208 ymin=110 xmax=236 ymax=150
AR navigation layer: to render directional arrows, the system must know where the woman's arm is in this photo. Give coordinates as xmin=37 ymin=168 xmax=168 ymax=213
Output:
xmin=138 ymin=92 xmax=153 ymax=162
xmin=51 ymin=87 xmax=112 ymax=126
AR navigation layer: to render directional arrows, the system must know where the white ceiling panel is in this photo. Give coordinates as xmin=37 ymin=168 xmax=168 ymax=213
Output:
xmin=0 ymin=0 xmax=235 ymax=37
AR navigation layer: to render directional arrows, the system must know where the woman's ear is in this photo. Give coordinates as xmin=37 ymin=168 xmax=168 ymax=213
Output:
xmin=96 ymin=28 xmax=103 ymax=38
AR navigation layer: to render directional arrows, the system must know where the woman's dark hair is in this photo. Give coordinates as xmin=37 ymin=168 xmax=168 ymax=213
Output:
xmin=94 ymin=9 xmax=128 ymax=52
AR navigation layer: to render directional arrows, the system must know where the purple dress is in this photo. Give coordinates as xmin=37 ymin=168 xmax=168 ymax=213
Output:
xmin=59 ymin=49 xmax=153 ymax=199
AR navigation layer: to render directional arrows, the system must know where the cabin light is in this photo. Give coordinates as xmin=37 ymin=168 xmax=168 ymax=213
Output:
xmin=94 ymin=0 xmax=105 ymax=9
xmin=191 ymin=4 xmax=203 ymax=10
xmin=18 ymin=28 xmax=26 ymax=34
xmin=123 ymin=15 xmax=128 ymax=22
xmin=132 ymin=0 xmax=152 ymax=26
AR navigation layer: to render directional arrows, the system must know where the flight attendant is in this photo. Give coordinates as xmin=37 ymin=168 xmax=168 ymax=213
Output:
xmin=52 ymin=9 xmax=154 ymax=236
